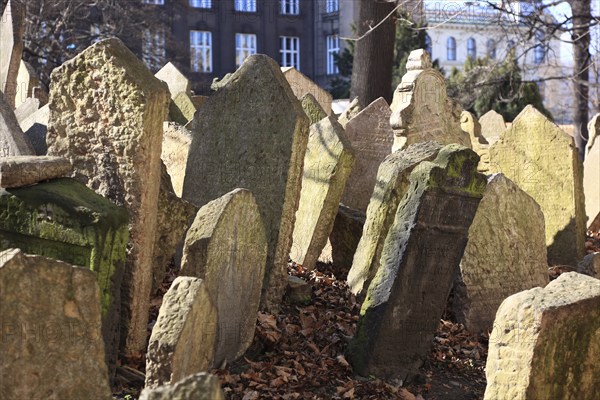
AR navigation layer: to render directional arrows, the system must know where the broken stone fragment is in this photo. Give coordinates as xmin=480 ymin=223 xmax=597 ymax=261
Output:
xmin=0 ymin=156 xmax=71 ymax=188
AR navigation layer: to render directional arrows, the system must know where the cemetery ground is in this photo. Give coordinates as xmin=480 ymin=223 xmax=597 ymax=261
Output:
xmin=113 ymin=231 xmax=600 ymax=400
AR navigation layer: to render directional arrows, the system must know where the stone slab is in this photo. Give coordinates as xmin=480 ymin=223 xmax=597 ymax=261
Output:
xmin=461 ymin=110 xmax=490 ymax=172
xmin=15 ymin=60 xmax=48 ymax=107
xmin=161 ymin=122 xmax=192 ymax=197
xmin=327 ymin=204 xmax=365 ymax=272
xmin=0 ymin=90 xmax=35 ymax=156
xmin=14 ymin=97 xmax=41 ymax=124
xmin=583 ymin=137 xmax=599 ymax=230
xmin=479 ymin=110 xmax=506 ymax=146
xmin=0 ymin=0 xmax=26 ymax=108
xmin=19 ymin=103 xmax=49 ymax=156
xmin=155 ymin=62 xmax=191 ymax=98
xmin=0 ymin=155 xmax=72 ymax=188
xmin=301 ymin=93 xmax=327 ymax=125
xmin=282 ymin=66 xmax=332 ymax=115
xmin=169 ymin=91 xmax=197 ymax=125
xmin=140 ymin=373 xmax=225 ymax=400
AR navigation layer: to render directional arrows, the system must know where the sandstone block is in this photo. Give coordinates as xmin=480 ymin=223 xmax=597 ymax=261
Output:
xmin=0 ymin=0 xmax=25 ymax=108
xmin=140 ymin=373 xmax=224 ymax=400
xmin=282 ymin=66 xmax=332 ymax=115
xmin=19 ymin=104 xmax=49 ymax=155
xmin=479 ymin=110 xmax=506 ymax=145
xmin=0 ymin=155 xmax=71 ymax=188
xmin=301 ymin=93 xmax=327 ymax=125
xmin=0 ymin=90 xmax=35 ymax=156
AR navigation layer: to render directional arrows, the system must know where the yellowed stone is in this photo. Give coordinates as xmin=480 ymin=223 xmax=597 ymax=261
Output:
xmin=479 ymin=110 xmax=506 ymax=145
xmin=461 ymin=110 xmax=490 ymax=173
xmin=282 ymin=67 xmax=332 ymax=115
xmin=584 ymin=137 xmax=599 ymax=229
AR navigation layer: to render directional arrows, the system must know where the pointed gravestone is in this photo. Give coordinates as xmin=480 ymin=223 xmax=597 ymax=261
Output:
xmin=340 ymin=97 xmax=395 ymax=212
xmin=484 ymin=272 xmax=600 ymax=400
xmin=291 ymin=116 xmax=355 ymax=270
xmin=0 ymin=0 xmax=26 ymax=108
xmin=145 ymin=277 xmax=217 ymax=389
xmin=162 ymin=122 xmax=192 ymax=197
xmin=347 ymin=141 xmax=442 ymax=297
xmin=479 ymin=110 xmax=506 ymax=146
xmin=453 ymin=174 xmax=549 ymax=334
xmin=0 ymin=91 xmax=35 ymax=156
xmin=182 ymin=55 xmax=309 ymax=311
xmin=301 ymin=93 xmax=327 ymax=125
xmin=489 ymin=105 xmax=586 ymax=266
xmin=181 ymin=188 xmax=267 ymax=365
xmin=46 ymin=38 xmax=170 ymax=355
xmin=390 ymin=49 xmax=471 ymax=149
xmin=461 ymin=110 xmax=490 ymax=172
xmin=19 ymin=103 xmax=49 ymax=155
xmin=282 ymin=66 xmax=332 ymax=115
xmin=141 ymin=373 xmax=225 ymax=400
xmin=584 ymin=136 xmax=599 ymax=231
xmin=0 ymin=249 xmax=112 ymax=400
xmin=347 ymin=145 xmax=487 ymax=381
xmin=155 ymin=62 xmax=191 ymax=98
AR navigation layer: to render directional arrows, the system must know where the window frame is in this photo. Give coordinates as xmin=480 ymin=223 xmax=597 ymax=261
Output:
xmin=190 ymin=30 xmax=213 ymax=73
xmin=280 ymin=36 xmax=300 ymax=70
xmin=189 ymin=0 xmax=212 ymax=9
xmin=236 ymin=33 xmax=257 ymax=67
xmin=142 ymin=28 xmax=166 ymax=70
xmin=447 ymin=36 xmax=456 ymax=61
xmin=325 ymin=0 xmax=338 ymax=13
xmin=234 ymin=0 xmax=256 ymax=12
xmin=467 ymin=37 xmax=476 ymax=60
xmin=281 ymin=0 xmax=300 ymax=16
xmin=326 ymin=34 xmax=340 ymax=75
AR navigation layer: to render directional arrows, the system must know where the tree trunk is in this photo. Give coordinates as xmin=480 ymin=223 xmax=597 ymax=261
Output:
xmin=571 ymin=0 xmax=591 ymax=160
xmin=350 ymin=0 xmax=396 ymax=108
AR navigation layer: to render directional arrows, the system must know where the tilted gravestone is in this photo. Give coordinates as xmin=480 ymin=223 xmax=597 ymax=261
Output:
xmin=453 ymin=174 xmax=549 ymax=333
xmin=321 ymin=204 xmax=366 ymax=272
xmin=155 ymin=61 xmax=191 ymax=99
xmin=182 ymin=54 xmax=309 ymax=311
xmin=15 ymin=60 xmax=48 ymax=108
xmin=0 ymin=0 xmax=26 ymax=108
xmin=141 ymin=373 xmax=225 ymax=400
xmin=0 ymin=249 xmax=112 ymax=400
xmin=484 ymin=272 xmax=600 ymax=400
xmin=145 ymin=277 xmax=217 ymax=389
xmin=161 ymin=122 xmax=192 ymax=197
xmin=587 ymin=113 xmax=599 ymax=155
xmin=169 ymin=91 xmax=197 ymax=125
xmin=14 ymin=97 xmax=41 ymax=124
xmin=301 ymin=93 xmax=327 ymax=125
xmin=347 ymin=144 xmax=487 ymax=381
xmin=282 ymin=66 xmax=332 ymax=115
xmin=461 ymin=110 xmax=490 ymax=173
xmin=347 ymin=141 xmax=442 ymax=298
xmin=340 ymin=97 xmax=394 ymax=212
xmin=390 ymin=49 xmax=471 ymax=149
xmin=479 ymin=110 xmax=506 ymax=146
xmin=584 ymin=120 xmax=599 ymax=230
xmin=291 ymin=116 xmax=355 ymax=270
xmin=18 ymin=103 xmax=49 ymax=155
xmin=181 ymin=188 xmax=267 ymax=365
xmin=489 ymin=105 xmax=586 ymax=266
xmin=0 ymin=178 xmax=128 ymax=375
xmin=46 ymin=37 xmax=170 ymax=354
xmin=0 ymin=90 xmax=35 ymax=156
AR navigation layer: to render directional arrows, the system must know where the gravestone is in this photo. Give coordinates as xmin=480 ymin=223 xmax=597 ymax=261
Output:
xmin=301 ymin=93 xmax=327 ymax=125
xmin=347 ymin=145 xmax=487 ymax=380
xmin=181 ymin=188 xmax=267 ymax=365
xmin=140 ymin=373 xmax=225 ymax=400
xmin=0 ymin=155 xmax=71 ymax=188
xmin=162 ymin=122 xmax=192 ymax=197
xmin=0 ymin=91 xmax=35 ymax=156
xmin=291 ymin=116 xmax=355 ymax=270
xmin=489 ymin=105 xmax=586 ymax=266
xmin=46 ymin=38 xmax=169 ymax=354
xmin=155 ymin=62 xmax=191 ymax=98
xmin=453 ymin=174 xmax=549 ymax=333
xmin=0 ymin=249 xmax=112 ymax=400
xmin=337 ymin=97 xmax=361 ymax=127
xmin=145 ymin=277 xmax=217 ymax=389
xmin=340 ymin=97 xmax=394 ymax=212
xmin=347 ymin=141 xmax=442 ymax=297
xmin=15 ymin=60 xmax=48 ymax=107
xmin=461 ymin=110 xmax=490 ymax=172
xmin=390 ymin=49 xmax=471 ymax=148
xmin=282 ymin=66 xmax=332 ymax=115
xmin=327 ymin=204 xmax=366 ymax=272
xmin=484 ymin=272 xmax=600 ymax=400
xmin=182 ymin=54 xmax=309 ymax=311
xmin=586 ymin=113 xmax=599 ymax=155
xmin=14 ymin=97 xmax=41 ymax=124
xmin=0 ymin=0 xmax=25 ymax=108
xmin=584 ymin=132 xmax=599 ymax=230
xmin=479 ymin=110 xmax=506 ymax=146
xmin=0 ymin=178 xmax=129 ymax=374
xmin=19 ymin=103 xmax=49 ymax=155
xmin=169 ymin=91 xmax=197 ymax=125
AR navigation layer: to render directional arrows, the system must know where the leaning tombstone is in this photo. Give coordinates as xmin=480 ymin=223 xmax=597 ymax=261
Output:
xmin=282 ymin=66 xmax=332 ymax=115
xmin=182 ymin=54 xmax=309 ymax=311
xmin=489 ymin=105 xmax=586 ymax=266
xmin=145 ymin=277 xmax=217 ymax=389
xmin=155 ymin=61 xmax=191 ymax=98
xmin=584 ymin=129 xmax=599 ymax=230
xmin=337 ymin=97 xmax=361 ymax=127
xmin=301 ymin=93 xmax=327 ymax=125
xmin=390 ymin=49 xmax=471 ymax=148
xmin=340 ymin=97 xmax=394 ymax=212
xmin=141 ymin=373 xmax=225 ymax=400
xmin=46 ymin=37 xmax=170 ymax=355
xmin=347 ymin=141 xmax=442 ymax=297
xmin=0 ymin=0 xmax=26 ymax=108
xmin=484 ymin=272 xmax=600 ymax=400
xmin=0 ymin=249 xmax=112 ymax=400
xmin=19 ymin=103 xmax=49 ymax=155
xmin=161 ymin=122 xmax=192 ymax=197
xmin=169 ymin=91 xmax=197 ymax=125
xmin=586 ymin=112 xmax=599 ymax=155
xmin=181 ymin=188 xmax=267 ymax=365
xmin=0 ymin=90 xmax=35 ymax=156
xmin=347 ymin=145 xmax=487 ymax=381
xmin=326 ymin=204 xmax=366 ymax=272
xmin=15 ymin=60 xmax=48 ymax=107
xmin=291 ymin=116 xmax=355 ymax=270
xmin=479 ymin=110 xmax=506 ymax=146
xmin=461 ymin=110 xmax=490 ymax=172
xmin=453 ymin=174 xmax=549 ymax=333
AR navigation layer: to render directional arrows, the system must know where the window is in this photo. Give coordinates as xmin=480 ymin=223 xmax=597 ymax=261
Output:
xmin=487 ymin=39 xmax=496 ymax=59
xmin=143 ymin=0 xmax=164 ymax=4
xmin=467 ymin=37 xmax=476 ymax=59
xmin=280 ymin=36 xmax=300 ymax=69
xmin=190 ymin=0 xmax=211 ymax=8
xmin=425 ymin=34 xmax=432 ymax=58
xmin=236 ymin=33 xmax=257 ymax=67
xmin=447 ymin=36 xmax=456 ymax=61
xmin=190 ymin=30 xmax=212 ymax=72
xmin=326 ymin=0 xmax=338 ymax=13
xmin=142 ymin=29 xmax=165 ymax=70
xmin=326 ymin=35 xmax=339 ymax=75
xmin=281 ymin=0 xmax=299 ymax=15
xmin=235 ymin=0 xmax=256 ymax=12
xmin=534 ymin=31 xmax=545 ymax=65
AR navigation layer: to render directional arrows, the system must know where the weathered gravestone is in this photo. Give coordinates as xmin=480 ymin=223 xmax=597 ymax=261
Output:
xmin=301 ymin=93 xmax=327 ymax=125
xmin=14 ymin=97 xmax=41 ymax=124
xmin=182 ymin=54 xmax=309 ymax=311
xmin=479 ymin=110 xmax=506 ymax=146
xmin=155 ymin=61 xmax=191 ymax=99
xmin=0 ymin=177 xmax=128 ymax=374
xmin=484 ymin=272 xmax=600 ymax=400
xmin=15 ymin=60 xmax=48 ymax=107
xmin=340 ymin=97 xmax=394 ymax=212
xmin=453 ymin=174 xmax=549 ymax=333
xmin=321 ymin=204 xmax=366 ymax=272
xmin=461 ymin=110 xmax=490 ymax=172
xmin=584 ymin=132 xmax=599 ymax=230
xmin=586 ymin=113 xmax=599 ymax=155
xmin=46 ymin=37 xmax=169 ymax=354
xmin=337 ymin=97 xmax=361 ymax=128
xmin=19 ymin=103 xmax=49 ymax=155
xmin=161 ymin=122 xmax=192 ymax=197
xmin=347 ymin=141 xmax=442 ymax=297
xmin=0 ymin=0 xmax=25 ymax=108
xmin=291 ymin=116 xmax=355 ymax=270
xmin=181 ymin=188 xmax=267 ymax=365
xmin=390 ymin=49 xmax=471 ymax=149
xmin=489 ymin=105 xmax=586 ymax=266
xmin=282 ymin=66 xmax=332 ymax=115
xmin=170 ymin=91 xmax=197 ymax=126
xmin=347 ymin=144 xmax=487 ymax=380
xmin=0 ymin=90 xmax=35 ymax=156
xmin=0 ymin=155 xmax=71 ymax=188
xmin=146 ymin=277 xmax=217 ymax=389
xmin=141 ymin=373 xmax=225 ymax=400
xmin=0 ymin=249 xmax=112 ymax=400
